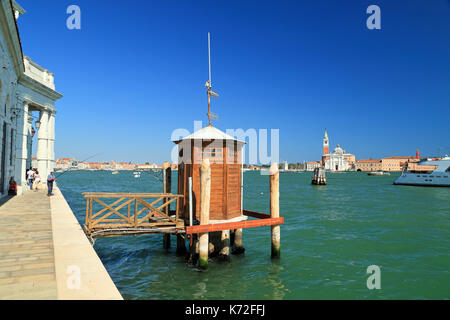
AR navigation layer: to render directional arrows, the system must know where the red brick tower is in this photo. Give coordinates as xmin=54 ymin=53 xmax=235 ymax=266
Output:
xmin=323 ymin=129 xmax=329 ymax=155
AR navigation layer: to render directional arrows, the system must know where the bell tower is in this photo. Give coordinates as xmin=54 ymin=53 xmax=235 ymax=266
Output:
xmin=323 ymin=129 xmax=329 ymax=155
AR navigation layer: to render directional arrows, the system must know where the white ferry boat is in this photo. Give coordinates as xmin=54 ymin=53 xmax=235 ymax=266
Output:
xmin=394 ymin=157 xmax=450 ymax=187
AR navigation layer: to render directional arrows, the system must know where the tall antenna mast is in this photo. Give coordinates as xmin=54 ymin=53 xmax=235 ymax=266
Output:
xmin=205 ymin=32 xmax=219 ymax=126
xmin=208 ymin=32 xmax=212 ymax=87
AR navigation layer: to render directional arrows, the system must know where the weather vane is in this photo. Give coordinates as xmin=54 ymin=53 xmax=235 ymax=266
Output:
xmin=205 ymin=32 xmax=219 ymax=125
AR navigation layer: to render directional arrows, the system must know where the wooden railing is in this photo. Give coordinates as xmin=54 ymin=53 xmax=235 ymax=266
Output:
xmin=82 ymin=193 xmax=184 ymax=236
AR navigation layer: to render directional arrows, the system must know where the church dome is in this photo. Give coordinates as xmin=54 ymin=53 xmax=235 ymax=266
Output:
xmin=334 ymin=144 xmax=344 ymax=155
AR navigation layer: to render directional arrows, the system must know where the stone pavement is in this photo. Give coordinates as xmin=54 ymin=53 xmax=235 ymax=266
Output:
xmin=0 ymin=185 xmax=122 ymax=300
xmin=0 ymin=189 xmax=58 ymax=299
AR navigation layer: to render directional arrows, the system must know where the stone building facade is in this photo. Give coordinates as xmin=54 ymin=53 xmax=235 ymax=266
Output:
xmin=356 ymin=159 xmax=382 ymax=171
xmin=0 ymin=0 xmax=62 ymax=196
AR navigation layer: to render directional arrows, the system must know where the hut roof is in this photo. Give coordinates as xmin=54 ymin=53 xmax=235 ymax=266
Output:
xmin=173 ymin=125 xmax=246 ymax=144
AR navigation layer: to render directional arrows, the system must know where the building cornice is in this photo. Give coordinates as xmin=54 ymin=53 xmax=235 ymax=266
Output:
xmin=0 ymin=0 xmax=24 ymax=76
xmin=19 ymin=73 xmax=63 ymax=101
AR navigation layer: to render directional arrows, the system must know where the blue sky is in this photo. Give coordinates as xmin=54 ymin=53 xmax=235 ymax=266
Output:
xmin=17 ymin=0 xmax=450 ymax=163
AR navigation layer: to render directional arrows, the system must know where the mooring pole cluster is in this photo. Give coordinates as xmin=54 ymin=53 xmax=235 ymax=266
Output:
xmin=187 ymin=160 xmax=281 ymax=269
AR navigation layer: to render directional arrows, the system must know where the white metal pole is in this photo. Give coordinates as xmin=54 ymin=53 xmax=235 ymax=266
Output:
xmin=189 ymin=176 xmax=193 ymax=226
xmin=208 ymin=32 xmax=211 ymax=86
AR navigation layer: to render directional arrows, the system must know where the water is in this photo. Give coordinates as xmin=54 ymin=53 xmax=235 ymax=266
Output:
xmin=57 ymin=170 xmax=450 ymax=299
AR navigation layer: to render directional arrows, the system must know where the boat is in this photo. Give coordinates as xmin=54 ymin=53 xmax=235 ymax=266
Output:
xmin=368 ymin=171 xmax=390 ymax=176
xmin=134 ymin=172 xmax=141 ymax=178
xmin=394 ymin=156 xmax=450 ymax=187
xmin=112 ymin=171 xmax=119 ymax=175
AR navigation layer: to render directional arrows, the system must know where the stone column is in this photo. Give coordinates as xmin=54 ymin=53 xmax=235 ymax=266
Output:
xmin=14 ymin=101 xmax=29 ymax=191
xmin=37 ymin=108 xmax=49 ymax=177
xmin=26 ymin=114 xmax=33 ymax=170
xmin=47 ymin=109 xmax=56 ymax=173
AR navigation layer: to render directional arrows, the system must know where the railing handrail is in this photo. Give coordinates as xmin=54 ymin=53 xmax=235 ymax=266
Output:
xmin=82 ymin=192 xmax=183 ymax=198
xmin=83 ymin=193 xmax=184 ymax=235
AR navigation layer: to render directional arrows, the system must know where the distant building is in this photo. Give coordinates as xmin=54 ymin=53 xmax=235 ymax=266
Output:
xmin=136 ymin=163 xmax=158 ymax=170
xmin=55 ymin=158 xmax=77 ymax=170
xmin=306 ymin=161 xmax=321 ymax=171
xmin=381 ymin=156 xmax=417 ymax=172
xmin=77 ymin=162 xmax=89 ymax=170
xmin=88 ymin=162 xmax=103 ymax=170
xmin=356 ymin=159 xmax=382 ymax=171
xmin=321 ymin=130 xmax=355 ymax=171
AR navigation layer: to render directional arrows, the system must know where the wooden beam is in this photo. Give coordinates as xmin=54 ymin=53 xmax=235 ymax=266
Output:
xmin=136 ymin=198 xmax=176 ymax=223
xmin=186 ymin=217 xmax=284 ymax=234
xmin=91 ymin=198 xmax=133 ymax=225
xmin=82 ymin=193 xmax=183 ymax=198
xmin=91 ymin=197 xmax=127 ymax=220
xmin=243 ymin=209 xmax=271 ymax=219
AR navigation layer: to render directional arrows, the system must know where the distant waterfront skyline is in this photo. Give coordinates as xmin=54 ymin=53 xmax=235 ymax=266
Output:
xmin=17 ymin=0 xmax=449 ymax=163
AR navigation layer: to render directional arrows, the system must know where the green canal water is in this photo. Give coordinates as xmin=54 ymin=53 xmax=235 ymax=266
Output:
xmin=57 ymin=171 xmax=449 ymax=299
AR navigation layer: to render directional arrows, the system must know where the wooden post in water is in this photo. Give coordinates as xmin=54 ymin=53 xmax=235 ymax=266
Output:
xmin=311 ymin=167 xmax=326 ymax=185
xmin=163 ymin=161 xmax=171 ymax=250
xmin=199 ymin=159 xmax=211 ymax=269
xmin=176 ymin=234 xmax=186 ymax=256
xmin=231 ymin=228 xmax=245 ymax=254
xmin=269 ymin=163 xmax=280 ymax=258
xmin=219 ymin=230 xmax=230 ymax=261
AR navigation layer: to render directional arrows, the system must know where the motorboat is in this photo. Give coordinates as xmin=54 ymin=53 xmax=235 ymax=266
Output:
xmin=394 ymin=156 xmax=450 ymax=187
xmin=368 ymin=171 xmax=390 ymax=176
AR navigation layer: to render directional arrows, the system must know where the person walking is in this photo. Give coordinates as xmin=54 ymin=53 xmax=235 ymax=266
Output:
xmin=27 ymin=168 xmax=34 ymax=190
xmin=47 ymin=171 xmax=56 ymax=196
xmin=33 ymin=170 xmax=41 ymax=191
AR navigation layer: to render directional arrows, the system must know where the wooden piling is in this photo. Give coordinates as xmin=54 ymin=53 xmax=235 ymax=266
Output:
xmin=187 ymin=234 xmax=198 ymax=265
xmin=163 ymin=234 xmax=171 ymax=250
xmin=231 ymin=228 xmax=245 ymax=254
xmin=199 ymin=159 xmax=211 ymax=269
xmin=312 ymin=167 xmax=326 ymax=185
xmin=219 ymin=230 xmax=230 ymax=261
xmin=269 ymin=163 xmax=280 ymax=258
xmin=163 ymin=161 xmax=171 ymax=249
xmin=176 ymin=234 xmax=186 ymax=255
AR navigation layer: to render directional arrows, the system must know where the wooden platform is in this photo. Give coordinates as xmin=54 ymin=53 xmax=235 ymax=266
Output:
xmin=82 ymin=193 xmax=184 ymax=238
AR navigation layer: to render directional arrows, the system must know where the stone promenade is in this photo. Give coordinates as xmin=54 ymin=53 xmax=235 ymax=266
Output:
xmin=0 ymin=189 xmax=57 ymax=299
xmin=0 ymin=186 xmax=122 ymax=300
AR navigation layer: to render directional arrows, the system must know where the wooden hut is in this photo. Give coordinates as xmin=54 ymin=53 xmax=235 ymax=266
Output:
xmin=174 ymin=125 xmax=246 ymax=222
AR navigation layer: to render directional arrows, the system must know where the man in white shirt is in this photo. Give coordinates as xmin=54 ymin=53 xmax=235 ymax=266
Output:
xmin=27 ymin=168 xmax=35 ymax=190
